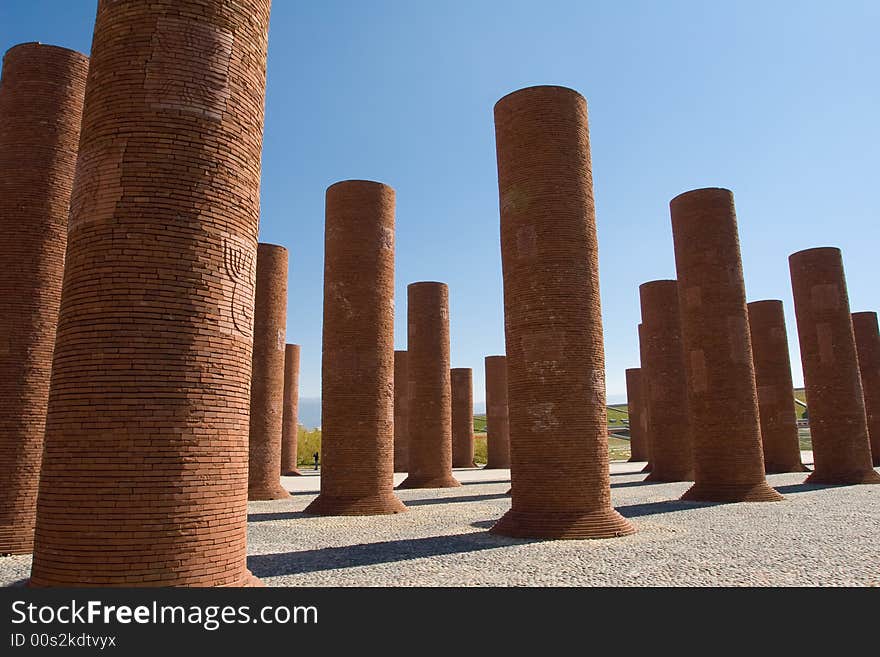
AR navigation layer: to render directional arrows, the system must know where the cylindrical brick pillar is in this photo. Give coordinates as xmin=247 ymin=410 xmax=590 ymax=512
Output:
xmin=393 ymin=350 xmax=409 ymax=472
xmin=280 ymin=344 xmax=302 ymax=476
xmin=747 ymin=300 xmax=808 ymax=473
xmin=490 ymin=86 xmax=634 ymax=539
xmin=671 ymin=188 xmax=781 ymax=502
xmin=852 ymin=312 xmax=880 ymax=466
xmin=639 ymin=281 xmax=693 ymax=482
xmin=0 ymin=43 xmax=88 ymax=556
xmin=484 ymin=355 xmax=511 ymax=469
xmin=248 ymin=243 xmax=289 ymax=500
xmin=30 ymin=0 xmax=272 ymax=587
xmin=789 ymin=247 xmax=880 ymax=484
xmin=305 ymin=180 xmax=406 ymax=515
xmin=398 ymin=282 xmax=461 ymax=488
xmin=638 ymin=323 xmax=652 ymax=472
xmin=451 ymin=368 xmax=477 ymax=468
xmin=625 ymin=369 xmax=648 ymax=462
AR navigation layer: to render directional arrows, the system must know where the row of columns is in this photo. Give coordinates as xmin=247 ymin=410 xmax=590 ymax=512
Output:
xmin=0 ymin=1 xmax=877 ymax=583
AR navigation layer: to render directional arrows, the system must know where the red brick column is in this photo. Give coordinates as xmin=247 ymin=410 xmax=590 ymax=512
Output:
xmin=0 ymin=43 xmax=87 ymax=556
xmin=852 ymin=312 xmax=880 ymax=466
xmin=639 ymin=280 xmax=693 ymax=482
xmin=638 ymin=323 xmax=652 ymax=472
xmin=625 ymin=369 xmax=648 ymax=462
xmin=490 ymin=86 xmax=634 ymax=539
xmin=451 ymin=368 xmax=477 ymax=468
xmin=671 ymin=188 xmax=781 ymax=502
xmin=485 ymin=355 xmax=511 ymax=469
xmin=747 ymin=300 xmax=808 ymax=473
xmin=789 ymin=247 xmax=879 ymax=483
xmin=249 ymin=243 xmax=289 ymax=500
xmin=398 ymin=282 xmax=461 ymax=488
xmin=306 ymin=181 xmax=406 ymax=514
xmin=393 ymin=350 xmax=409 ymax=472
xmin=280 ymin=344 xmax=302 ymax=476
xmin=30 ymin=0 xmax=271 ymax=586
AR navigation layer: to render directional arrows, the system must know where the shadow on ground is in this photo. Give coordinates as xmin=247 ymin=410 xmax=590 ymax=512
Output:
xmin=248 ymin=531 xmax=535 ymax=577
xmin=403 ymin=493 xmax=511 ymax=507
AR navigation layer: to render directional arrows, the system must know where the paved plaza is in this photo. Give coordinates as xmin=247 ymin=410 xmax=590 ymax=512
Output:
xmin=3 ymin=453 xmax=878 ymax=587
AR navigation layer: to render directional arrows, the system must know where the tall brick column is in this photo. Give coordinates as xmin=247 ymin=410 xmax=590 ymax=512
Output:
xmin=393 ymin=350 xmax=409 ymax=472
xmin=490 ymin=86 xmax=634 ymax=539
xmin=625 ymin=369 xmax=648 ymax=463
xmin=306 ymin=181 xmax=406 ymax=514
xmin=747 ymin=300 xmax=808 ymax=473
xmin=451 ymin=368 xmax=477 ymax=468
xmin=30 ymin=0 xmax=272 ymax=586
xmin=280 ymin=344 xmax=302 ymax=476
xmin=671 ymin=188 xmax=781 ymax=502
xmin=484 ymin=355 xmax=511 ymax=469
xmin=638 ymin=323 xmax=652 ymax=472
xmin=249 ymin=243 xmax=289 ymax=500
xmin=789 ymin=247 xmax=880 ymax=483
xmin=639 ymin=280 xmax=693 ymax=482
xmin=398 ymin=282 xmax=461 ymax=488
xmin=0 ymin=43 xmax=87 ymax=556
xmin=852 ymin=312 xmax=880 ymax=466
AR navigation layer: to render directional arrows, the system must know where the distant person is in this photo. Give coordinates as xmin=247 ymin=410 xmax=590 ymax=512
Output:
xmin=313 ymin=451 xmax=319 ymax=471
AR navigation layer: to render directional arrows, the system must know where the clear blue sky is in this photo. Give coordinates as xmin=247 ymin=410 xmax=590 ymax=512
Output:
xmin=3 ymin=1 xmax=878 ymax=404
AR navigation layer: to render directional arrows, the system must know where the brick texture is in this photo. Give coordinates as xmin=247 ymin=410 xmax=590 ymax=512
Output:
xmin=29 ymin=0 xmax=271 ymax=587
xmin=451 ymin=368 xmax=477 ymax=468
xmin=788 ymin=247 xmax=880 ymax=483
xmin=747 ymin=300 xmax=808 ymax=473
xmin=393 ymin=350 xmax=409 ymax=472
xmin=306 ymin=181 xmax=406 ymax=514
xmin=484 ymin=355 xmax=511 ymax=469
xmin=490 ymin=86 xmax=635 ymax=539
xmin=639 ymin=280 xmax=693 ymax=482
xmin=625 ymin=369 xmax=648 ymax=462
xmin=852 ymin=312 xmax=880 ymax=466
xmin=671 ymin=188 xmax=782 ymax=502
xmin=398 ymin=282 xmax=461 ymax=489
xmin=248 ymin=243 xmax=289 ymax=500
xmin=0 ymin=43 xmax=87 ymax=556
xmin=637 ymin=323 xmax=652 ymax=472
xmin=280 ymin=344 xmax=302 ymax=475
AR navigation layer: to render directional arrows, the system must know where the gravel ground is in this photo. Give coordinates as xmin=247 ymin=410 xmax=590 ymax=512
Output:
xmin=3 ymin=454 xmax=879 ymax=587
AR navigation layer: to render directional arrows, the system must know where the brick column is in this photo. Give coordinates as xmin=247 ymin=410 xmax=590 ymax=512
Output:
xmin=30 ymin=0 xmax=271 ymax=586
xmin=0 ymin=43 xmax=87 ymax=555
xmin=490 ymin=85 xmax=634 ymax=539
xmin=747 ymin=300 xmax=808 ymax=472
xmin=451 ymin=368 xmax=477 ymax=468
xmin=305 ymin=180 xmax=406 ymax=514
xmin=280 ymin=344 xmax=302 ymax=476
xmin=393 ymin=350 xmax=409 ymax=472
xmin=249 ymin=243 xmax=289 ymax=500
xmin=639 ymin=280 xmax=693 ymax=482
xmin=484 ymin=355 xmax=511 ymax=469
xmin=398 ymin=282 xmax=461 ymax=488
xmin=671 ymin=188 xmax=781 ymax=502
xmin=638 ymin=323 xmax=652 ymax=472
xmin=625 ymin=369 xmax=648 ymax=462
xmin=852 ymin=312 xmax=880 ymax=466
xmin=788 ymin=247 xmax=879 ymax=483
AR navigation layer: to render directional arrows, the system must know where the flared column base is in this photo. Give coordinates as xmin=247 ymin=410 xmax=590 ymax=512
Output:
xmin=490 ymin=506 xmax=636 ymax=540
xmin=681 ymin=480 xmax=783 ymax=502
xmin=248 ymin=483 xmax=290 ymax=500
xmin=281 ymin=468 xmax=303 ymax=476
xmin=303 ymin=491 xmax=407 ymax=516
xmin=396 ymin=474 xmax=461 ymax=489
xmin=805 ymin=468 xmax=880 ymax=485
xmin=765 ymin=462 xmax=811 ymax=474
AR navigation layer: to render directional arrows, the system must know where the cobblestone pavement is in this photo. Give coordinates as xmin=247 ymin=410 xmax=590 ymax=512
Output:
xmin=3 ymin=454 xmax=878 ymax=586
